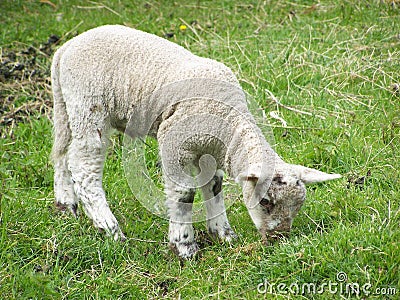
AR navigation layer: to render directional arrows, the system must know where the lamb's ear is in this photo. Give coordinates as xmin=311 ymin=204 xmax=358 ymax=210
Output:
xmin=235 ymin=173 xmax=259 ymax=183
xmin=293 ymin=165 xmax=341 ymax=184
xmin=235 ymin=165 xmax=262 ymax=183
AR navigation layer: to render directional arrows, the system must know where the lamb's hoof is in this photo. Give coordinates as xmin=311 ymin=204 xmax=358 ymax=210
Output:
xmin=113 ymin=229 xmax=127 ymax=242
xmin=54 ymin=201 xmax=78 ymax=217
xmin=221 ymin=228 xmax=238 ymax=242
xmin=169 ymin=241 xmax=199 ymax=259
xmin=98 ymin=226 xmax=126 ymax=242
xmin=95 ymin=218 xmax=126 ymax=242
xmin=208 ymin=225 xmax=238 ymax=242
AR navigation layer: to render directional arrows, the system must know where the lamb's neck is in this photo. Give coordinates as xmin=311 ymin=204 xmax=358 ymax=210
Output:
xmin=224 ymin=122 xmax=282 ymax=180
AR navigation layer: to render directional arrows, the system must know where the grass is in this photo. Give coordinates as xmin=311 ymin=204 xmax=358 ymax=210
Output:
xmin=1 ymin=0 xmax=399 ymax=299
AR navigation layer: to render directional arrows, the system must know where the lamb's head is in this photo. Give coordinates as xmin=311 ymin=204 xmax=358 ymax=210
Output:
xmin=237 ymin=164 xmax=341 ymax=243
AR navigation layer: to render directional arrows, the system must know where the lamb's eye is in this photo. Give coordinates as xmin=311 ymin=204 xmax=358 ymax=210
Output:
xmin=260 ymin=198 xmax=271 ymax=206
xmin=260 ymin=198 xmax=275 ymax=213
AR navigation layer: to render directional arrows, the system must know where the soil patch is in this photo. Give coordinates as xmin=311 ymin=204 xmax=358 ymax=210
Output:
xmin=1 ymin=35 xmax=59 ymax=136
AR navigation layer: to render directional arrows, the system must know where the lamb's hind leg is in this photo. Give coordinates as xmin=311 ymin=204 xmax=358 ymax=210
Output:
xmin=67 ymin=134 xmax=125 ymax=241
xmin=201 ymin=170 xmax=237 ymax=241
xmin=54 ymin=154 xmax=78 ymax=216
xmin=165 ymin=180 xmax=198 ymax=259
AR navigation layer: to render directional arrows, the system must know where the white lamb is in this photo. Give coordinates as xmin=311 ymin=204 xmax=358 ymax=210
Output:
xmin=51 ymin=25 xmax=341 ymax=259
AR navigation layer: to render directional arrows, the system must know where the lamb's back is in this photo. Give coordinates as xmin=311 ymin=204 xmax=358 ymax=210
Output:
xmin=57 ymin=25 xmax=238 ymax=100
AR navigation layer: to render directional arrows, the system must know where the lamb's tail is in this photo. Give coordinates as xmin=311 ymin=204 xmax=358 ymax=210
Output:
xmin=50 ymin=45 xmax=71 ymax=162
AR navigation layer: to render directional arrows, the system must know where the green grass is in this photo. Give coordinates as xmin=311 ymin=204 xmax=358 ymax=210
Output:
xmin=1 ymin=0 xmax=399 ymax=299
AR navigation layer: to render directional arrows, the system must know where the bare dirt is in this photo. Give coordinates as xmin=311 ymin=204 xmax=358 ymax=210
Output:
xmin=0 ymin=35 xmax=59 ymax=135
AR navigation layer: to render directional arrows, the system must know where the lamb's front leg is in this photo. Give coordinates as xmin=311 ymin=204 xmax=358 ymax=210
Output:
xmin=165 ymin=183 xmax=198 ymax=259
xmin=201 ymin=170 xmax=237 ymax=241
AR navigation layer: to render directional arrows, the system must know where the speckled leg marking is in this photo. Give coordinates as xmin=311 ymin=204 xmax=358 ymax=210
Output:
xmin=201 ymin=170 xmax=237 ymax=242
xmin=67 ymin=135 xmax=125 ymax=241
xmin=166 ymin=182 xmax=198 ymax=259
xmin=54 ymin=154 xmax=78 ymax=216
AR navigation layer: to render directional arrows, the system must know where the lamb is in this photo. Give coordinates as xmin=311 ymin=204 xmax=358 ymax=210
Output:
xmin=51 ymin=25 xmax=341 ymax=259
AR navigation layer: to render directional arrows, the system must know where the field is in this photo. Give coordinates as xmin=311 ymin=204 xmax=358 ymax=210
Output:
xmin=1 ymin=0 xmax=399 ymax=299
